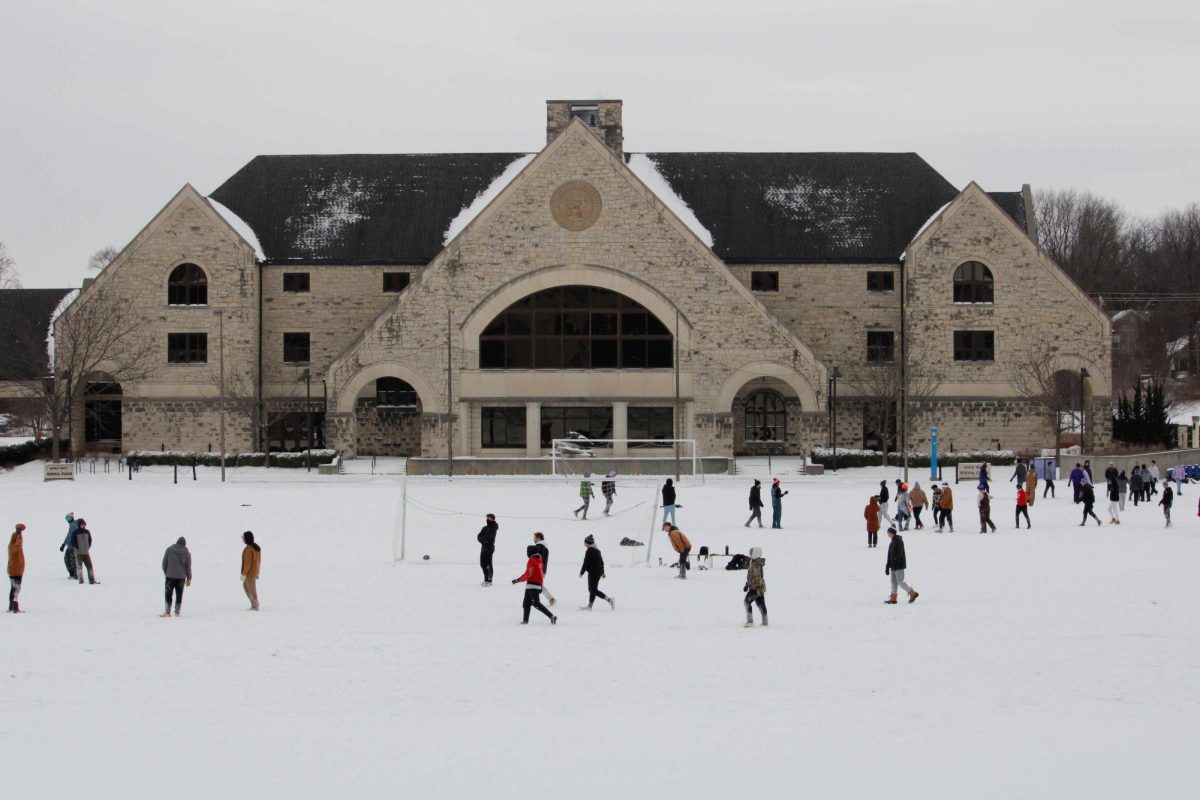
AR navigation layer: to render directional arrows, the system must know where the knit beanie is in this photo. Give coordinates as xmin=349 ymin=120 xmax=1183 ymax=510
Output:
xmin=584 ymin=535 xmax=595 ymax=545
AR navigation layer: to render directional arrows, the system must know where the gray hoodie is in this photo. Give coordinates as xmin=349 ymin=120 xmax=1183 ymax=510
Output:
xmin=162 ymin=539 xmax=192 ymax=580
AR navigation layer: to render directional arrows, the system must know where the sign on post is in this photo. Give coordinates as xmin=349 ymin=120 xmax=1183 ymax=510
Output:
xmin=43 ymin=463 xmax=75 ymax=482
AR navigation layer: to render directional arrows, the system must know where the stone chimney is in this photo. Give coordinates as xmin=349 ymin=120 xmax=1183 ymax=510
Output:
xmin=546 ymin=100 xmax=623 ymax=158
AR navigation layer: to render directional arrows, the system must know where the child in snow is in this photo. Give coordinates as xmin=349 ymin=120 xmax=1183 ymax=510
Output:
xmin=865 ymin=496 xmax=881 ymax=548
xmin=8 ymin=523 xmax=25 ymax=613
xmin=601 ymin=471 xmax=617 ymax=516
xmin=513 ymin=545 xmax=557 ymax=624
xmin=1015 ymin=487 xmax=1030 ymax=529
xmin=1160 ymin=484 xmax=1174 ymax=528
xmin=884 ymin=527 xmax=919 ymax=604
xmin=579 ymin=534 xmax=613 ymax=610
xmin=575 ymin=475 xmax=595 ymax=520
xmin=743 ymin=546 xmax=767 ymax=627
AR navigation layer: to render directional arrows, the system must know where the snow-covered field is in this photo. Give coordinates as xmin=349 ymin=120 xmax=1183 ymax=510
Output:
xmin=2 ymin=461 xmax=1196 ymax=798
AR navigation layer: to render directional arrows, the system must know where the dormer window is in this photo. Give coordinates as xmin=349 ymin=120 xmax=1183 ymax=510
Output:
xmin=570 ymin=105 xmax=599 ymax=126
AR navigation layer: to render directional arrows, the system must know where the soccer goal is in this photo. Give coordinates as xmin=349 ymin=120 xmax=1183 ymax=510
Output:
xmin=550 ymin=438 xmax=701 ymax=478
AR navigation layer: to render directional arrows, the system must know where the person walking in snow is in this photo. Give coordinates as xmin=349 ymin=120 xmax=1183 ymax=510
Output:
xmin=61 ymin=512 xmax=78 ymax=579
xmin=876 ymin=481 xmax=895 ymax=529
xmin=512 ymin=545 xmax=556 ymax=625
xmin=930 ymin=483 xmax=944 ymax=529
xmin=745 ymin=479 xmax=764 ymax=528
xmin=770 ymin=478 xmax=788 ymax=528
xmin=1173 ymin=463 xmax=1186 ymax=496
xmin=937 ymin=484 xmax=954 ymax=532
xmin=662 ymin=479 xmax=678 ymax=526
xmin=579 ymin=534 xmax=613 ymax=610
xmin=1069 ymin=463 xmax=1085 ymax=504
xmin=977 ymin=465 xmax=990 ymax=494
xmin=865 ymin=496 xmax=881 ymax=548
xmin=664 ymin=523 xmax=691 ymax=579
xmin=477 ymin=513 xmax=498 ymax=587
xmin=1149 ymin=460 xmax=1160 ymax=496
xmin=1131 ymin=466 xmax=1144 ymax=506
xmin=1079 ymin=483 xmax=1102 ymax=526
xmin=1043 ymin=466 xmax=1055 ymax=499
xmin=532 ymin=532 xmax=556 ymax=606
xmin=8 ymin=523 xmax=25 ymax=613
xmin=1016 ymin=487 xmax=1031 ymax=529
xmin=241 ymin=531 xmax=261 ymax=610
xmin=1106 ymin=480 xmax=1121 ymax=525
xmin=1025 ymin=466 xmax=1038 ymax=507
xmin=1117 ymin=470 xmax=1128 ymax=511
xmin=574 ymin=474 xmax=595 ymax=520
xmin=601 ymin=471 xmax=617 ymax=516
xmin=884 ymin=527 xmax=919 ymax=604
xmin=743 ymin=546 xmax=767 ymax=627
xmin=978 ymin=488 xmax=996 ymax=533
xmin=909 ymin=482 xmax=928 ymax=530
xmin=161 ymin=537 xmax=191 ymax=617
xmin=896 ymin=483 xmax=912 ymax=531
xmin=72 ymin=519 xmax=99 ymax=585
xmin=1159 ymin=484 xmax=1174 ymax=528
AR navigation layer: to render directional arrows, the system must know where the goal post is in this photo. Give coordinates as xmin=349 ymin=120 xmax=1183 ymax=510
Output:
xmin=550 ymin=438 xmax=700 ymax=478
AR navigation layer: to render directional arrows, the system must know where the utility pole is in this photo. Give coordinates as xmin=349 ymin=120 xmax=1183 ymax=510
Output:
xmin=447 ymin=309 xmax=454 ymax=477
xmin=217 ymin=310 xmax=226 ymax=483
xmin=674 ymin=308 xmax=681 ymax=481
xmin=300 ymin=368 xmax=312 ymax=472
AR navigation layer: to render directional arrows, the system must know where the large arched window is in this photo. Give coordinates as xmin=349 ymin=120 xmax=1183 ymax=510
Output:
xmin=953 ymin=261 xmax=993 ymax=304
xmin=745 ymin=390 xmax=787 ymax=442
xmin=479 ymin=286 xmax=672 ymax=369
xmin=167 ymin=263 xmax=208 ymax=305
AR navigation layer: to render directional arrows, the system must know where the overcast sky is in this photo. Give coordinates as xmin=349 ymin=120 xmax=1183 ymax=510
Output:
xmin=2 ymin=0 xmax=1196 ymax=289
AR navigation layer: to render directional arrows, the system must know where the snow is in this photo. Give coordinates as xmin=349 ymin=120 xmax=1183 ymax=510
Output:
xmin=626 ymin=154 xmax=714 ymax=247
xmin=287 ymin=176 xmax=378 ymax=255
xmin=207 ymin=197 xmax=266 ymax=261
xmin=44 ymin=287 xmax=80 ymax=367
xmin=2 ymin=463 xmax=1196 ymax=797
xmin=1167 ymin=400 xmax=1200 ymax=425
xmin=442 ymin=154 xmax=536 ymax=246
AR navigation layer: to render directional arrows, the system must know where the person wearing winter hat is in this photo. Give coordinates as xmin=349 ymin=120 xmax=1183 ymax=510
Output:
xmin=476 ymin=513 xmax=498 ymax=587
xmin=664 ymin=523 xmax=691 ymax=579
xmin=71 ymin=519 xmax=98 ymax=585
xmin=884 ymin=527 xmax=919 ymax=604
xmin=895 ymin=482 xmax=912 ymax=531
xmin=770 ymin=478 xmax=788 ymax=528
xmin=8 ymin=523 xmax=26 ymax=613
xmin=532 ymin=532 xmax=556 ymax=606
xmin=579 ymin=534 xmax=613 ymax=610
xmin=513 ymin=545 xmax=556 ymax=624
xmin=909 ymin=482 xmax=928 ymax=530
xmin=743 ymin=546 xmax=767 ymax=627
xmin=61 ymin=512 xmax=79 ymax=579
xmin=937 ymin=483 xmax=954 ymax=532
xmin=241 ymin=531 xmax=262 ymax=610
xmin=601 ymin=471 xmax=617 ymax=516
xmin=745 ymin=479 xmax=764 ymax=528
xmin=161 ymin=537 xmax=192 ymax=617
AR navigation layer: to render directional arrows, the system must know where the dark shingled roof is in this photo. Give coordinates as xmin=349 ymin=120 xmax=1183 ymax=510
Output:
xmin=209 ymin=150 xmax=1028 ymax=264
xmin=0 ymin=288 xmax=74 ymax=380
xmin=986 ymin=191 xmax=1028 ymax=235
xmin=210 ymin=154 xmax=528 ymax=264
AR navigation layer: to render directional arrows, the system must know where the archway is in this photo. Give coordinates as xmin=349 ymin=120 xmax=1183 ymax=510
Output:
xmin=353 ymin=375 xmax=423 ymax=457
xmin=729 ymin=375 xmax=805 ymax=456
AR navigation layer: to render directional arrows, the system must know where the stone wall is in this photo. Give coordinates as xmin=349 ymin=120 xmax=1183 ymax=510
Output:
xmin=123 ymin=399 xmax=254 ymax=453
xmin=354 ymin=404 xmax=422 ymax=456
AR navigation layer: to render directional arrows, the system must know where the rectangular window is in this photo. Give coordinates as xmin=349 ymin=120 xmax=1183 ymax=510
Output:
xmin=866 ymin=331 xmax=895 ymax=363
xmin=539 ymin=407 xmax=613 ymax=448
xmin=953 ymin=330 xmax=994 ymax=361
xmin=751 ymin=271 xmax=779 ymax=292
xmin=283 ymin=332 xmax=311 ymax=364
xmin=628 ymin=407 xmax=674 ymax=445
xmin=283 ymin=272 xmax=310 ymax=293
xmin=867 ymin=271 xmax=895 ymax=292
xmin=383 ymin=272 xmax=410 ymax=293
xmin=167 ymin=333 xmax=207 ymax=364
xmin=482 ymin=407 xmax=527 ymax=448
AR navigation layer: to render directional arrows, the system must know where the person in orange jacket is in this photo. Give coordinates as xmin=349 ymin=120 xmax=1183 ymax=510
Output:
xmin=512 ymin=546 xmax=556 ymax=625
xmin=8 ymin=523 xmax=25 ymax=613
xmin=241 ymin=531 xmax=262 ymax=610
xmin=664 ymin=523 xmax=692 ymax=579
xmin=864 ymin=496 xmax=881 ymax=548
xmin=937 ymin=484 xmax=955 ymax=532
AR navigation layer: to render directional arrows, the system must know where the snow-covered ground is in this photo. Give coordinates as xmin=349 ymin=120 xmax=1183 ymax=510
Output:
xmin=2 ymin=462 xmax=1196 ymax=798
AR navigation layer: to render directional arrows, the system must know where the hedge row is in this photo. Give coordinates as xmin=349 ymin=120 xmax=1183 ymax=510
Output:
xmin=126 ymin=450 xmax=338 ymax=468
xmin=0 ymin=438 xmax=67 ymax=468
xmin=809 ymin=448 xmax=1016 ymax=470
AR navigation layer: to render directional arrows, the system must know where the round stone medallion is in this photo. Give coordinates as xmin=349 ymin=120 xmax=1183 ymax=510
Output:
xmin=550 ymin=180 xmax=602 ymax=231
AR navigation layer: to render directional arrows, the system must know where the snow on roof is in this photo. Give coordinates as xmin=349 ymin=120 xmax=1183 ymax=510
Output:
xmin=626 ymin=154 xmax=714 ymax=247
xmin=442 ymin=154 xmax=536 ymax=246
xmin=45 ymin=288 xmax=80 ymax=366
xmin=900 ymin=200 xmax=952 ymax=260
xmin=207 ymin=197 xmax=265 ymax=261
xmin=1168 ymin=400 xmax=1200 ymax=425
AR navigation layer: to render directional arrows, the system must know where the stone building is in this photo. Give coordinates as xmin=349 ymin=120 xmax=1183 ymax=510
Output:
xmin=32 ymin=99 xmax=1111 ymax=465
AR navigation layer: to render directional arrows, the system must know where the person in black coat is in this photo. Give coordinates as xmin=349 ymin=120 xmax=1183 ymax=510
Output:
xmin=662 ymin=479 xmax=677 ymax=526
xmin=532 ymin=531 xmax=555 ymax=606
xmin=884 ymin=527 xmax=918 ymax=604
xmin=579 ymin=535 xmax=613 ymax=610
xmin=1079 ymin=483 xmax=1101 ymax=526
xmin=476 ymin=514 xmax=498 ymax=586
xmin=745 ymin=479 xmax=764 ymax=528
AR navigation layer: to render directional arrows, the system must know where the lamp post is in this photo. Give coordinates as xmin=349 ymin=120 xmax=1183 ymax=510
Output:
xmin=215 ymin=310 xmax=226 ymax=483
xmin=830 ymin=366 xmax=841 ymax=461
xmin=299 ymin=367 xmax=312 ymax=472
xmin=1080 ymin=367 xmax=1090 ymax=453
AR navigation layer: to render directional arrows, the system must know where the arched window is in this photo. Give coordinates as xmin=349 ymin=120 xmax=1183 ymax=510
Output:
xmin=375 ymin=377 xmax=419 ymax=409
xmin=479 ymin=286 xmax=672 ymax=369
xmin=167 ymin=263 xmax=208 ymax=305
xmin=953 ymin=261 xmax=993 ymax=304
xmin=745 ymin=391 xmax=787 ymax=442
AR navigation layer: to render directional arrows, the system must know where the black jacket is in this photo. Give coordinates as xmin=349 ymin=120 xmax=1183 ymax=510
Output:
xmin=476 ymin=521 xmax=498 ymax=552
xmin=1104 ymin=467 xmax=1118 ymax=484
xmin=1107 ymin=481 xmax=1120 ymax=502
xmin=885 ymin=534 xmax=907 ymax=574
xmin=749 ymin=485 xmax=763 ymax=509
xmin=532 ymin=542 xmax=549 ymax=573
xmin=580 ymin=545 xmax=605 ymax=577
xmin=662 ymin=482 xmax=676 ymax=506
xmin=878 ymin=485 xmax=889 ymax=504
xmin=1082 ymin=484 xmax=1096 ymax=505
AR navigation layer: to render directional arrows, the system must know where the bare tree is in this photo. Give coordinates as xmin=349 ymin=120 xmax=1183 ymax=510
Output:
xmin=0 ymin=242 xmax=20 ymax=289
xmin=87 ymin=246 xmax=120 ymax=273
xmin=1036 ymin=189 xmax=1131 ymax=294
xmin=1010 ymin=349 xmax=1085 ymax=464
xmin=846 ymin=360 xmax=942 ymax=466
xmin=0 ymin=285 xmax=156 ymax=461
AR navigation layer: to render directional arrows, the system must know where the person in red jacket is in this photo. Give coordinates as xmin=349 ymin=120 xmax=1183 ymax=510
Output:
xmin=1015 ymin=487 xmax=1031 ymax=529
xmin=512 ymin=545 xmax=557 ymax=625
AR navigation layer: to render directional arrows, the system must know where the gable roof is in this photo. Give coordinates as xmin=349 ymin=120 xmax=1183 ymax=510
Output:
xmin=0 ymin=288 xmax=74 ymax=380
xmin=986 ymin=191 xmax=1028 ymax=235
xmin=209 ymin=150 xmax=1029 ymax=265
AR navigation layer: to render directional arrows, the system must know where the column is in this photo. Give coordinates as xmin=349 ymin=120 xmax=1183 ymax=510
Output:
xmin=525 ymin=401 xmax=541 ymax=457
xmin=458 ymin=401 xmax=472 ymax=457
xmin=612 ymin=401 xmax=628 ymax=456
